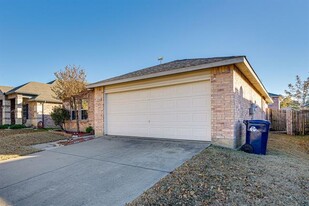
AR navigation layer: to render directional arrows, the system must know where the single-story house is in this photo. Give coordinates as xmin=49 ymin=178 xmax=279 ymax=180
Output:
xmin=268 ymin=93 xmax=283 ymax=110
xmin=0 ymin=81 xmax=62 ymax=127
xmin=72 ymin=56 xmax=273 ymax=148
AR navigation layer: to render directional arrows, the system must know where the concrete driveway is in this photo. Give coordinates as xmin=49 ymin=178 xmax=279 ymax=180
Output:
xmin=0 ymin=136 xmax=209 ymax=206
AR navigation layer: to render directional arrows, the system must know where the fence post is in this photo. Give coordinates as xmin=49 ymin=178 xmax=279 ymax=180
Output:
xmin=286 ymin=109 xmax=293 ymax=135
xmin=266 ymin=108 xmax=271 ymax=121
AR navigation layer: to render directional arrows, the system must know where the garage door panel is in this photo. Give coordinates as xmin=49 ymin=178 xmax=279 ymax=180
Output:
xmin=149 ymin=113 xmax=209 ymax=125
xmin=108 ymin=126 xmax=148 ymax=137
xmin=192 ymin=82 xmax=211 ymax=95
xmin=109 ymin=90 xmax=149 ymax=102
xmin=175 ymin=84 xmax=193 ymax=95
xmin=149 ymin=86 xmax=179 ymax=99
xmin=176 ymin=113 xmax=192 ymax=122
xmin=192 ymin=113 xmax=209 ymax=122
xmin=175 ymin=98 xmax=193 ymax=110
xmin=106 ymin=81 xmax=211 ymax=141
xmin=149 ymin=113 xmax=177 ymax=122
xmin=176 ymin=128 xmax=192 ymax=136
xmin=192 ymin=128 xmax=209 ymax=140
xmin=108 ymin=101 xmax=148 ymax=114
xmin=192 ymin=96 xmax=210 ymax=108
xmin=108 ymin=114 xmax=148 ymax=122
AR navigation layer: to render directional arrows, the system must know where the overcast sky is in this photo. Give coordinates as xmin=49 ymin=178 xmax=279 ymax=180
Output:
xmin=0 ymin=0 xmax=308 ymax=95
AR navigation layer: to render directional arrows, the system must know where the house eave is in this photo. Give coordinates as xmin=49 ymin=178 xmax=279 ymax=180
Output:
xmin=87 ymin=57 xmax=245 ymax=88
xmin=87 ymin=56 xmax=273 ymax=104
xmin=235 ymin=57 xmax=273 ymax=104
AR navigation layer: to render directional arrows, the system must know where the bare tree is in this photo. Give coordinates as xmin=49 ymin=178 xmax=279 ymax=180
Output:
xmin=52 ymin=65 xmax=87 ymax=132
xmin=280 ymin=96 xmax=300 ymax=109
xmin=285 ymin=75 xmax=309 ymax=109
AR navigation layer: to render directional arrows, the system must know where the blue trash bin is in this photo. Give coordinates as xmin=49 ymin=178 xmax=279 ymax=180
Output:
xmin=242 ymin=120 xmax=271 ymax=155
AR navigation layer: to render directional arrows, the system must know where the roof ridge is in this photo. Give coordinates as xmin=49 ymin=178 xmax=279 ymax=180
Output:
xmin=93 ymin=56 xmax=245 ymax=84
xmin=174 ymin=55 xmax=246 ymax=61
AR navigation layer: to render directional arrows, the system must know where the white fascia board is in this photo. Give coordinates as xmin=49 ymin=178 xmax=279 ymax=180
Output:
xmin=237 ymin=57 xmax=273 ymax=104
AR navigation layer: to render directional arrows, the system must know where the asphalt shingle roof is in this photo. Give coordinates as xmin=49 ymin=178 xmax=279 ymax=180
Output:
xmin=0 ymin=86 xmax=14 ymax=93
xmin=268 ymin=92 xmax=282 ymax=97
xmin=6 ymin=82 xmax=61 ymax=103
xmin=94 ymin=56 xmax=244 ymax=85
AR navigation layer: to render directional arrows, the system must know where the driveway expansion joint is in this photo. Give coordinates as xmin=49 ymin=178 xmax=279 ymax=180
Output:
xmin=48 ymin=150 xmax=171 ymax=173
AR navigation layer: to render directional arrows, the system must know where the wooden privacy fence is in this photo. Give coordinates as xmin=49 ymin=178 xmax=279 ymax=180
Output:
xmin=267 ymin=109 xmax=286 ymax=131
xmin=267 ymin=109 xmax=309 ymax=135
xmin=291 ymin=110 xmax=309 ymax=135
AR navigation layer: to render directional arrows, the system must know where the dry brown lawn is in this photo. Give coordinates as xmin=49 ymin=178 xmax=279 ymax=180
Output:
xmin=267 ymin=132 xmax=309 ymax=159
xmin=0 ymin=129 xmax=68 ymax=161
xmin=128 ymin=132 xmax=309 ymax=206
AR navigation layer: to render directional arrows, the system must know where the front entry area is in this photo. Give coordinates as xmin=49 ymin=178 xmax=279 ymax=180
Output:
xmin=106 ymin=81 xmax=211 ymax=141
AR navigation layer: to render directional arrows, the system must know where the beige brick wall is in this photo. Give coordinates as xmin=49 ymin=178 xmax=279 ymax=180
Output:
xmin=233 ymin=68 xmax=267 ymax=148
xmin=211 ymin=65 xmax=267 ymax=148
xmin=211 ymin=65 xmax=235 ymax=148
xmin=93 ymin=87 xmax=104 ymax=136
xmin=43 ymin=102 xmax=62 ymax=128
xmin=64 ymin=91 xmax=94 ymax=132
xmin=26 ymin=101 xmax=37 ymax=126
xmin=25 ymin=101 xmax=61 ymax=128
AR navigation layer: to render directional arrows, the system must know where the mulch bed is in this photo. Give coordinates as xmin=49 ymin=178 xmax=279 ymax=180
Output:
xmin=50 ymin=130 xmax=92 ymax=138
xmin=128 ymin=133 xmax=309 ymax=206
xmin=65 ymin=131 xmax=93 ymax=137
xmin=57 ymin=136 xmax=94 ymax=146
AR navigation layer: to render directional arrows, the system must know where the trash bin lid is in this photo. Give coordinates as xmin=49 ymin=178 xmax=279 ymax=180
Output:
xmin=243 ymin=120 xmax=270 ymax=125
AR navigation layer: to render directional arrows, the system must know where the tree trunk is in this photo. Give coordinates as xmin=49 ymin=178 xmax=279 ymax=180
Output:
xmin=61 ymin=122 xmax=65 ymax=131
xmin=73 ymin=97 xmax=80 ymax=133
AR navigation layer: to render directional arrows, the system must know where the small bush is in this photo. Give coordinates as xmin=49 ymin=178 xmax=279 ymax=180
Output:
xmin=50 ymin=106 xmax=70 ymax=130
xmin=10 ymin=124 xmax=27 ymax=129
xmin=0 ymin=124 xmax=10 ymax=129
xmin=86 ymin=126 xmax=94 ymax=134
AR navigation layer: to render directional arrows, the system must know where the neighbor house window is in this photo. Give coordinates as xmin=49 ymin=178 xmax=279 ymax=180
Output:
xmin=22 ymin=104 xmax=29 ymax=119
xmin=22 ymin=104 xmax=29 ymax=123
xmin=81 ymin=99 xmax=88 ymax=120
xmin=71 ymin=110 xmax=76 ymax=120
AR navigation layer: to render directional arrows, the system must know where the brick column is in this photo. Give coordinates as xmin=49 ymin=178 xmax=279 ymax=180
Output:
xmin=211 ymin=66 xmax=235 ymax=148
xmin=3 ymin=100 xmax=11 ymax=124
xmin=94 ymin=87 xmax=104 ymax=137
xmin=15 ymin=95 xmax=23 ymax=124
xmin=1 ymin=97 xmax=11 ymax=125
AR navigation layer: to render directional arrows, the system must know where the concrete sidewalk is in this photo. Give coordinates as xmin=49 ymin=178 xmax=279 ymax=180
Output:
xmin=0 ymin=136 xmax=209 ymax=206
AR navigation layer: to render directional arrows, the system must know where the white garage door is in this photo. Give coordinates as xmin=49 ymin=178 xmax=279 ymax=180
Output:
xmin=106 ymin=81 xmax=211 ymax=141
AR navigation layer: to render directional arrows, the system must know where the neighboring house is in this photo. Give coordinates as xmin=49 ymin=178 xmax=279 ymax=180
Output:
xmin=63 ymin=91 xmax=94 ymax=132
xmin=83 ymin=56 xmax=272 ymax=149
xmin=0 ymin=81 xmax=62 ymax=127
xmin=268 ymin=93 xmax=283 ymax=110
